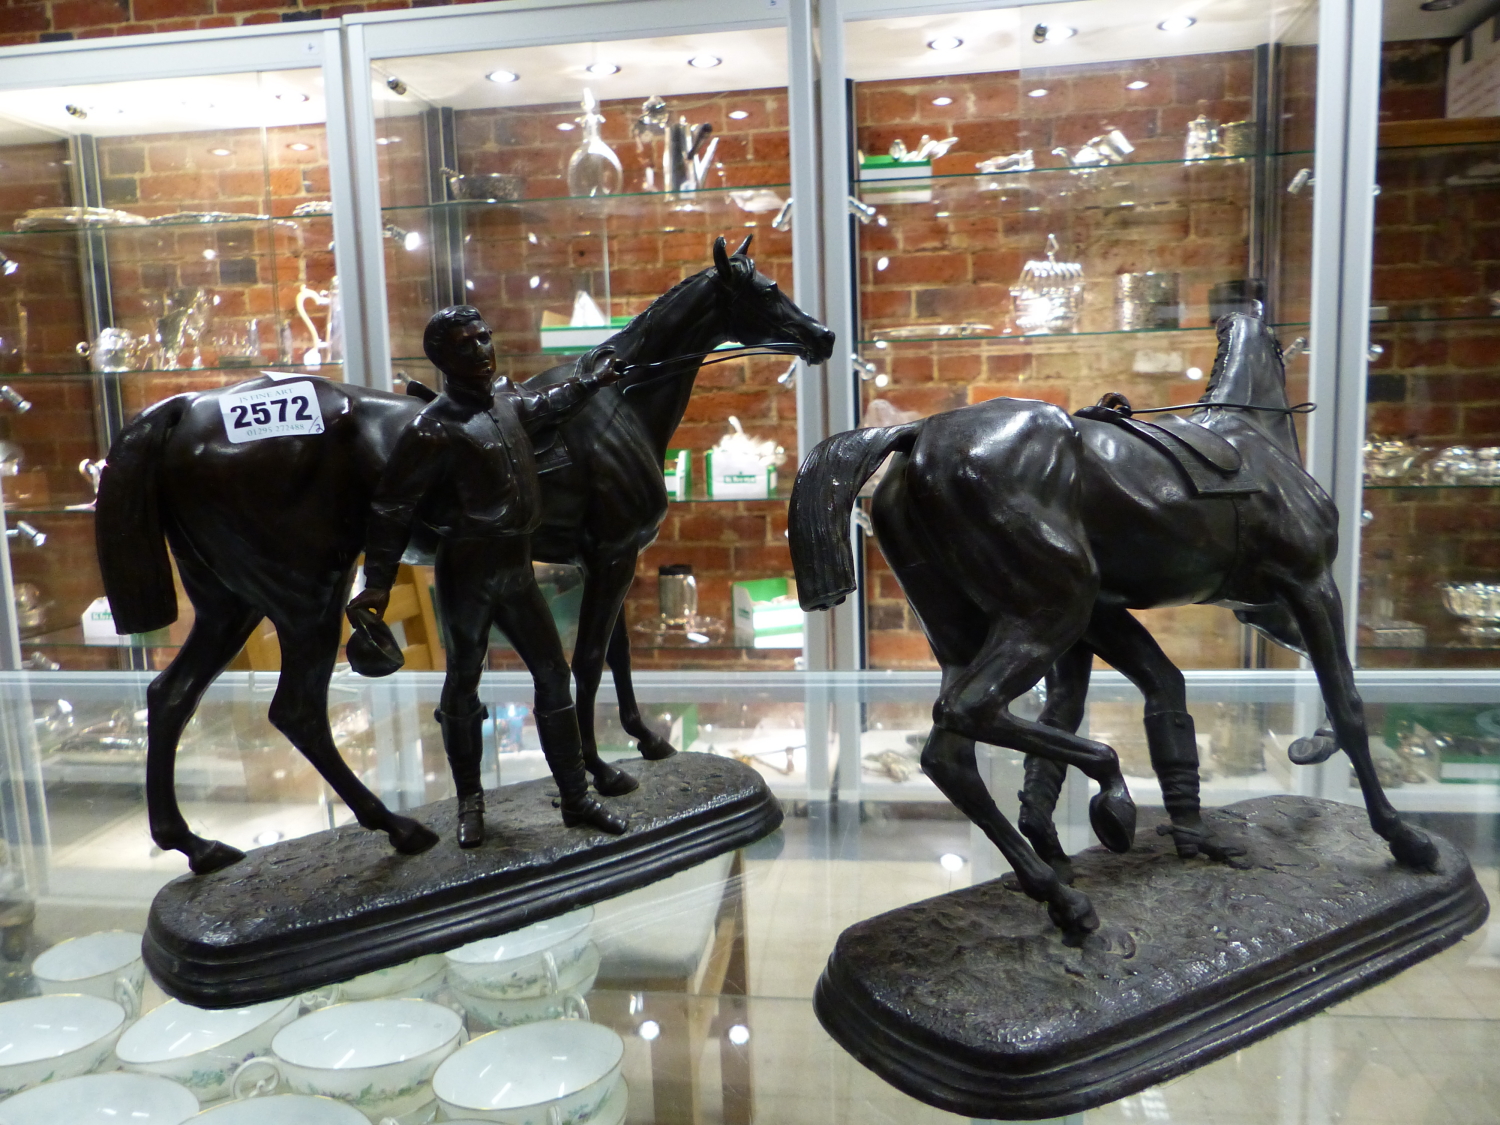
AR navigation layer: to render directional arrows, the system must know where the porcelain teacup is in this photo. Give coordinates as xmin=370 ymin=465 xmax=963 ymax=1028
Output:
xmin=187 ymin=1092 xmax=368 ymax=1123
xmin=431 ymin=1019 xmax=623 ymax=1125
xmin=444 ymin=908 xmax=593 ymax=1000
xmin=316 ymin=953 xmax=446 ymax=1005
xmin=31 ymin=929 xmax=145 ymax=1017
xmin=234 ymin=999 xmax=464 ymax=1120
xmin=0 ymin=993 xmax=126 ymax=1097
xmin=0 ymin=1071 xmax=199 ymax=1124
xmin=116 ymin=996 xmax=300 ymax=1104
xmin=451 ymin=944 xmax=598 ymax=1032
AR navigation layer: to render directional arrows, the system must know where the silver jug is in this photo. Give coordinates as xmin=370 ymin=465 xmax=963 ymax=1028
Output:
xmin=77 ymin=327 xmax=154 ymax=373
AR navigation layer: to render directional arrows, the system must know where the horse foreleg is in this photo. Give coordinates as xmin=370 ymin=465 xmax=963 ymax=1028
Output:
xmin=269 ymin=616 xmax=438 ymax=856
xmin=606 ymin=608 xmax=675 ymax=760
xmin=922 ymin=725 xmax=1098 ymax=941
xmin=1278 ymin=574 xmax=1439 ymax=870
xmin=570 ymin=555 xmax=640 ymax=795
xmin=145 ymin=599 xmax=263 ymax=874
xmin=1016 ymin=642 xmax=1093 ymax=883
xmin=1085 ymin=605 xmax=1244 ymax=866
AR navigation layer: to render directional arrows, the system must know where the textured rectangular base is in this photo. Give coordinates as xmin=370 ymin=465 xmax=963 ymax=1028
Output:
xmin=146 ymin=752 xmax=781 ymax=1008
xmin=814 ymin=796 xmax=1488 ymax=1120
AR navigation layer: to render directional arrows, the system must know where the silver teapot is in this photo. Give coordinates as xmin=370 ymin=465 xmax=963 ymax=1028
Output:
xmin=77 ymin=327 xmax=155 ymax=373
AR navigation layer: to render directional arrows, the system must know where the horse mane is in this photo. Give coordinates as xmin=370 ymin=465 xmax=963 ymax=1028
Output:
xmin=612 ymin=266 xmax=718 ymax=385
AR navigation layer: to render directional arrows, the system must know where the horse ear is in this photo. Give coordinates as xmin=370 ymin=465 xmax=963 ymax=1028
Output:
xmin=713 ymin=236 xmax=733 ymax=281
xmin=734 ymin=233 xmax=753 ymax=258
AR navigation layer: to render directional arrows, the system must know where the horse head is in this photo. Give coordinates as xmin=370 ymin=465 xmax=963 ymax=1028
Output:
xmin=711 ymin=235 xmax=835 ymax=364
xmin=1198 ymin=311 xmax=1301 ymax=458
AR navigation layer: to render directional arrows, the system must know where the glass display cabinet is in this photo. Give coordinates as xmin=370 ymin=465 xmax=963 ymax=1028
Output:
xmin=346 ymin=0 xmax=820 ymax=673
xmin=1357 ymin=1 xmax=1500 ymax=671
xmin=0 ymin=25 xmax=364 ymax=673
xmin=831 ymin=0 xmax=1322 ymax=671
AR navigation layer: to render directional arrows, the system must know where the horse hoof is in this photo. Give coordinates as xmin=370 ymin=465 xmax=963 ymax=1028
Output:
xmin=1390 ymin=824 xmax=1440 ymax=872
xmin=188 ymin=839 xmax=246 ymax=876
xmin=1089 ymin=778 xmax=1137 ymax=854
xmin=1289 ymin=732 xmax=1339 ymax=765
xmin=562 ymin=797 xmax=629 ymax=835
xmin=1046 ymin=886 xmax=1099 ymax=942
xmin=592 ymin=763 xmax=640 ymax=797
xmin=389 ymin=816 xmax=440 ymax=855
xmin=638 ymin=734 xmax=677 ymax=761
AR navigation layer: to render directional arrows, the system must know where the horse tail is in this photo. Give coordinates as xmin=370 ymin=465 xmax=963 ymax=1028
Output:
xmin=95 ymin=394 xmax=193 ymax=634
xmin=789 ymin=422 xmax=921 ymax=611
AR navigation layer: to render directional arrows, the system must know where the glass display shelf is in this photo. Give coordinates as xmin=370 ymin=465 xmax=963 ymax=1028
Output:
xmin=0 ymin=362 xmax=345 ymax=381
xmin=0 ymin=213 xmax=329 ymax=237
xmin=379 ymin=180 xmax=791 ymax=213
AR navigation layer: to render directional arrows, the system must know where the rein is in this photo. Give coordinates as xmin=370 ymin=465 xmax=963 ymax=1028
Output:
xmin=616 ymin=343 xmax=806 ymax=396
xmin=1126 ymin=400 xmax=1316 ymax=416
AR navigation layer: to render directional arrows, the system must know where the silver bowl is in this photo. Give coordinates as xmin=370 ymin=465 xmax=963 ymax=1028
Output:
xmin=1439 ymin=581 xmax=1500 ymax=645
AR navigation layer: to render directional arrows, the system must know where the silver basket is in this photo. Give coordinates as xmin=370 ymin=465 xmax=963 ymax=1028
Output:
xmin=1010 ymin=234 xmax=1084 ymax=335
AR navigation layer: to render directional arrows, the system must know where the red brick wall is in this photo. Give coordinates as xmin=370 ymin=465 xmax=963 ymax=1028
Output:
xmin=374 ymin=88 xmax=803 ymax=670
xmin=850 ymin=49 xmax=1315 ymax=669
xmin=1361 ymin=39 xmax=1500 ymax=668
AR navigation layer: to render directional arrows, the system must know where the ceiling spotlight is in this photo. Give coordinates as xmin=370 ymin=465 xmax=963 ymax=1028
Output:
xmin=688 ymin=55 xmax=722 ymax=69
xmin=1127 ymin=80 xmax=1150 ymax=90
xmin=386 ymin=76 xmax=408 ymax=96
xmin=275 ymin=92 xmax=310 ymax=103
xmin=728 ymin=110 xmax=749 ymax=119
xmin=65 ymin=104 xmax=87 ymax=119
xmin=486 ymin=69 xmax=519 ymax=84
xmin=288 ymin=142 xmax=312 ymax=152
xmin=1027 ymin=88 xmax=1048 ymax=98
xmin=1157 ymin=15 xmax=1196 ymax=31
xmin=932 ymin=96 xmax=953 ymax=106
xmin=557 ymin=122 xmax=576 ymax=131
xmin=586 ymin=62 xmax=620 ymax=76
xmin=1033 ymin=23 xmax=1076 ymax=42
xmin=209 ymin=148 xmax=231 ymax=156
xmin=926 ymin=36 xmax=963 ymax=51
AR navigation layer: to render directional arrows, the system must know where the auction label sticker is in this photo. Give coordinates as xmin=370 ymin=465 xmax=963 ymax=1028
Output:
xmin=219 ymin=381 xmax=325 ymax=443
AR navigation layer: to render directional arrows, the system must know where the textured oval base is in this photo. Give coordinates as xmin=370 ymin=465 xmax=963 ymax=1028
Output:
xmin=147 ymin=752 xmax=781 ymax=1008
xmin=814 ymin=796 xmax=1488 ymax=1121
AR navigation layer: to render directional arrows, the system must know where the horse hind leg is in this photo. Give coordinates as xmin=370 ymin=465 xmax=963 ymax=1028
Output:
xmin=568 ymin=556 xmax=641 ymax=795
xmin=267 ymin=614 xmax=438 ymax=856
xmin=145 ymin=584 xmax=263 ymax=875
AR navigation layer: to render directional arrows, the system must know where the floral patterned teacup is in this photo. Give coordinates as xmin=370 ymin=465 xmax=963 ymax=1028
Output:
xmin=444 ymin=908 xmax=594 ymax=1000
xmin=0 ymin=994 xmax=126 ymax=1098
xmin=432 ymin=1019 xmax=623 ymax=1125
xmin=232 ymin=999 xmax=464 ymax=1122
xmin=115 ymin=996 xmax=300 ymax=1104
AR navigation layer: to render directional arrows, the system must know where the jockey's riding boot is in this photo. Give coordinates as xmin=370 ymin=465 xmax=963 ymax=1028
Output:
xmin=535 ymin=705 xmax=628 ymax=836
xmin=1145 ymin=709 xmax=1207 ymax=858
xmin=436 ymin=704 xmax=487 ymax=848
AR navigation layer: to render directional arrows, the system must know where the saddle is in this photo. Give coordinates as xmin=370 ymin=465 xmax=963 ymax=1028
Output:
xmin=1074 ymin=393 xmax=1260 ymax=497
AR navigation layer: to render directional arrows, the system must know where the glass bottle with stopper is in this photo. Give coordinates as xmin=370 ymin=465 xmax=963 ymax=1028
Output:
xmin=566 ymin=88 xmax=622 ymax=197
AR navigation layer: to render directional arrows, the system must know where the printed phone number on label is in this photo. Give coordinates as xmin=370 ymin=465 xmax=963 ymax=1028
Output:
xmin=218 ymin=381 xmax=325 ymax=443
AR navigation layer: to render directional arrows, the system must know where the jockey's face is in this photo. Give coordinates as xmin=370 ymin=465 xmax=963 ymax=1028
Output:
xmin=438 ymin=318 xmax=496 ymax=392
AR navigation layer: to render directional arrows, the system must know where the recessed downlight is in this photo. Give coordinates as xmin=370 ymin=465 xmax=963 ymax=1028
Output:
xmin=688 ymin=54 xmax=722 ymax=69
xmin=557 ymin=122 xmax=576 ymax=131
xmin=586 ymin=62 xmax=620 ymax=76
xmin=209 ymin=148 xmax=231 ymax=156
xmin=1157 ymin=15 xmax=1196 ymax=31
xmin=1027 ymin=88 xmax=1048 ymax=98
xmin=932 ymin=96 xmax=953 ymax=106
xmin=728 ymin=110 xmax=749 ymax=119
xmin=288 ymin=142 xmax=312 ymax=152
xmin=486 ymin=69 xmax=519 ymax=84
xmin=926 ymin=36 xmax=963 ymax=51
xmin=1127 ymin=80 xmax=1150 ymax=90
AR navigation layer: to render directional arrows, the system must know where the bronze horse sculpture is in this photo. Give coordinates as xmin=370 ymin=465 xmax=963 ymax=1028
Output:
xmin=96 ymin=235 xmax=834 ymax=873
xmin=790 ymin=312 xmax=1437 ymax=940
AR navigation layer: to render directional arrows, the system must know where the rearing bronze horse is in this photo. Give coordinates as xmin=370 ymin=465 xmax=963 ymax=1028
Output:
xmin=790 ymin=313 xmax=1436 ymax=940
